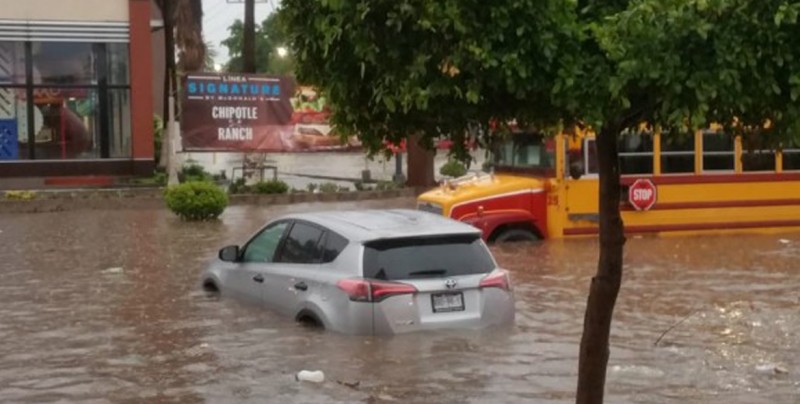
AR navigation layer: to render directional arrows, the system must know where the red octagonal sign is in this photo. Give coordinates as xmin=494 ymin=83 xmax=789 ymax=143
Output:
xmin=628 ymin=179 xmax=657 ymax=211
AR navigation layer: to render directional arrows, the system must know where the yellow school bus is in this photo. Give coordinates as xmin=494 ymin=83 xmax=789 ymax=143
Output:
xmin=417 ymin=129 xmax=800 ymax=240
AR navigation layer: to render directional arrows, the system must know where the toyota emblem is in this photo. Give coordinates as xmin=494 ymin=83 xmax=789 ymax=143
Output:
xmin=445 ymin=279 xmax=457 ymax=289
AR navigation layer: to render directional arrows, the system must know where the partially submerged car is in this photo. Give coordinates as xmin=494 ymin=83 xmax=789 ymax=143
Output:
xmin=202 ymin=209 xmax=515 ymax=335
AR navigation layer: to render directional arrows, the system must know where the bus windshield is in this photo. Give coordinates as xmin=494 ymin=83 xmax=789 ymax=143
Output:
xmin=492 ymin=133 xmax=556 ymax=174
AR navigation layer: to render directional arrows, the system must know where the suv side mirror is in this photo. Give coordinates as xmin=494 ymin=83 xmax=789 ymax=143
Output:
xmin=219 ymin=245 xmax=240 ymax=262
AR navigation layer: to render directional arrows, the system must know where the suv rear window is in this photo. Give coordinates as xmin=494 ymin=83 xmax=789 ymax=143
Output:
xmin=362 ymin=235 xmax=494 ymax=280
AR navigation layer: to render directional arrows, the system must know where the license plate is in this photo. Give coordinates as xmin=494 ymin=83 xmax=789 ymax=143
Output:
xmin=431 ymin=292 xmax=465 ymax=313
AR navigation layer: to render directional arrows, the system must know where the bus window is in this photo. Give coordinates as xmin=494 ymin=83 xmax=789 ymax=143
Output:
xmin=584 ymin=139 xmax=598 ymax=175
xmin=493 ymin=133 xmax=555 ymax=171
xmin=741 ymin=134 xmax=776 ymax=172
xmin=742 ymin=151 xmax=776 ymax=171
xmin=567 ymin=138 xmax=598 ymax=179
xmin=618 ymin=131 xmax=654 ymax=174
xmin=661 ymin=134 xmax=695 ymax=174
xmin=782 ymin=139 xmax=800 ymax=170
xmin=702 ymin=130 xmax=735 ymax=171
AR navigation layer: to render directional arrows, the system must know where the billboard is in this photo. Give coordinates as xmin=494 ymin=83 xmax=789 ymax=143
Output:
xmin=181 ymin=73 xmax=359 ymax=152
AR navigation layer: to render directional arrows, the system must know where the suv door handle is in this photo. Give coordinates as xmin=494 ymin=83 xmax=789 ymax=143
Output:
xmin=253 ymin=274 xmax=264 ymax=283
xmin=294 ymin=282 xmax=308 ymax=291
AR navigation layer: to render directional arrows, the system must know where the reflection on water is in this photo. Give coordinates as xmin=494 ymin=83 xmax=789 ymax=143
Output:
xmin=0 ymin=200 xmax=798 ymax=403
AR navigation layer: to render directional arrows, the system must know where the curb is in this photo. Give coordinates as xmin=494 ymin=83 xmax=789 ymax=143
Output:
xmin=0 ymin=187 xmax=419 ymax=214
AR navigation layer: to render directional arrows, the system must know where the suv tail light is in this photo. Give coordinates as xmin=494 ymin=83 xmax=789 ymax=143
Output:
xmin=479 ymin=269 xmax=511 ymax=291
xmin=336 ymin=279 xmax=417 ymax=302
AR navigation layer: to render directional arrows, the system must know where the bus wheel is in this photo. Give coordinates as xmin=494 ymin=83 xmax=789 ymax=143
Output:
xmin=494 ymin=228 xmax=539 ymax=243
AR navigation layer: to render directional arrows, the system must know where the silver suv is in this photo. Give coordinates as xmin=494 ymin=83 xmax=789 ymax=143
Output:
xmin=202 ymin=209 xmax=514 ymax=335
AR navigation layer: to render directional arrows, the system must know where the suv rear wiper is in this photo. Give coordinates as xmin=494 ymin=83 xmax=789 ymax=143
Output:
xmin=408 ymin=269 xmax=448 ymax=277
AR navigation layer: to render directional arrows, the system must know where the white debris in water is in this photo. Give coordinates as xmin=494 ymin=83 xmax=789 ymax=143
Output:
xmin=102 ymin=267 xmax=124 ymax=274
xmin=778 ymin=239 xmax=791 ymax=244
xmin=296 ymin=370 xmax=325 ymax=383
xmin=755 ymin=364 xmax=789 ymax=375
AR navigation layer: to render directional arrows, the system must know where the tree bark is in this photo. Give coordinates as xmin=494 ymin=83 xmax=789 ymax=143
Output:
xmin=243 ymin=0 xmax=256 ymax=73
xmin=576 ymin=124 xmax=626 ymax=404
xmin=406 ymin=134 xmax=436 ymax=188
xmin=159 ymin=0 xmax=176 ymax=170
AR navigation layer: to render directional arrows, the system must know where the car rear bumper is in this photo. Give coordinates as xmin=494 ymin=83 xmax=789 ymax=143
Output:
xmin=371 ymin=288 xmax=515 ymax=335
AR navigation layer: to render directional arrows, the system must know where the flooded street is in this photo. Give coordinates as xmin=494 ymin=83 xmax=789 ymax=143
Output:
xmin=1 ymin=199 xmax=798 ymax=403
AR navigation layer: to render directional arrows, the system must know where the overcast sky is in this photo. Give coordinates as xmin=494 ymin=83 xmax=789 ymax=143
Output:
xmin=202 ymin=0 xmax=277 ymax=67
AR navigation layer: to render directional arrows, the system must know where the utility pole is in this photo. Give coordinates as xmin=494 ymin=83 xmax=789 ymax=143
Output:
xmin=243 ymin=0 xmax=256 ymax=73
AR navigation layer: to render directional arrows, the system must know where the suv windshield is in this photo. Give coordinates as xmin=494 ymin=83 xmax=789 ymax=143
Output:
xmin=492 ymin=133 xmax=555 ymax=173
xmin=362 ymin=235 xmax=495 ymax=280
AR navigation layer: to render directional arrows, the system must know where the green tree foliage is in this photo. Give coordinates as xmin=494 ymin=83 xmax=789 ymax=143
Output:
xmin=439 ymin=159 xmax=468 ymax=178
xmin=221 ymin=14 xmax=295 ymax=75
xmin=281 ymin=1 xmax=800 ymax=402
xmin=280 ymin=0 xmax=575 ymax=160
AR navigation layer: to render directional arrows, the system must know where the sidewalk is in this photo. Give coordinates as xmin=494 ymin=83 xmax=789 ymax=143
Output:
xmin=180 ymin=148 xmax=487 ymax=190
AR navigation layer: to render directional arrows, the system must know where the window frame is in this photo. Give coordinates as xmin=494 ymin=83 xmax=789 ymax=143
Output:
xmin=660 ymin=133 xmax=696 ymax=175
xmin=781 ymin=145 xmax=800 ymax=171
xmin=240 ymin=220 xmax=291 ymax=264
xmin=274 ymin=220 xmax=327 ymax=265
xmin=0 ymin=40 xmax=130 ymax=160
xmin=618 ymin=130 xmax=655 ymax=175
xmin=701 ymin=130 xmax=735 ymax=172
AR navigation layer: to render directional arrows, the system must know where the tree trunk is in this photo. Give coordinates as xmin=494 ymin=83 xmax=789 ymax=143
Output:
xmin=243 ymin=0 xmax=256 ymax=73
xmin=406 ymin=134 xmax=436 ymax=188
xmin=576 ymin=124 xmax=626 ymax=404
xmin=158 ymin=0 xmax=175 ymax=170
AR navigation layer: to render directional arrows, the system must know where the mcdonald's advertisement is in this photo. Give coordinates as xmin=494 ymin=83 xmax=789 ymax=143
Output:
xmin=180 ymin=73 xmax=359 ymax=152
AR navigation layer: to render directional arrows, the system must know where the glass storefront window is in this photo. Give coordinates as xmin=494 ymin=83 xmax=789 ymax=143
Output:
xmin=107 ymin=43 xmax=129 ymax=85
xmin=32 ymin=42 xmax=97 ymax=85
xmin=0 ymin=42 xmax=26 ymax=84
xmin=32 ymin=88 xmax=100 ymax=160
xmin=108 ymin=89 xmax=131 ymax=158
xmin=0 ymin=88 xmax=31 ymax=160
xmin=0 ymin=40 xmax=130 ymax=161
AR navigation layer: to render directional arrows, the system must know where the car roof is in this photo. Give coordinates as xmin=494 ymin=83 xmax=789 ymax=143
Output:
xmin=279 ymin=209 xmax=481 ymax=243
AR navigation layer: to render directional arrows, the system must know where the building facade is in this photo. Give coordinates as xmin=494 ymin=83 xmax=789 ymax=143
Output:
xmin=0 ymin=0 xmax=154 ymax=179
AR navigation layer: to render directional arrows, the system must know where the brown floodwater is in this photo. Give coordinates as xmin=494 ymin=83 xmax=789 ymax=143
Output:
xmin=0 ymin=198 xmax=798 ymax=403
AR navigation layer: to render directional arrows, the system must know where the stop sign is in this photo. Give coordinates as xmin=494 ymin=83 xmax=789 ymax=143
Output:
xmin=628 ymin=179 xmax=657 ymax=211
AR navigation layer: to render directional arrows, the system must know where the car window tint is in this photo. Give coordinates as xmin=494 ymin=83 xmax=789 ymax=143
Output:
xmin=321 ymin=232 xmax=348 ymax=263
xmin=242 ymin=222 xmax=289 ymax=263
xmin=363 ymin=235 xmax=494 ymax=280
xmin=277 ymin=222 xmax=324 ymax=264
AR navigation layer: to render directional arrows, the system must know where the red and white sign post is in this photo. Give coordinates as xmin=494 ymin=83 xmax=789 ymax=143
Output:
xmin=628 ymin=179 xmax=657 ymax=211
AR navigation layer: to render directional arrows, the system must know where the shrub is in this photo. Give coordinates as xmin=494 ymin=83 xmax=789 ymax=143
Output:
xmin=375 ymin=181 xmax=400 ymax=191
xmin=440 ymin=159 xmax=467 ymax=178
xmin=252 ymin=180 xmax=289 ymax=194
xmin=5 ymin=190 xmax=36 ymax=201
xmin=178 ymin=161 xmax=214 ymax=183
xmin=354 ymin=181 xmax=367 ymax=191
xmin=306 ymin=183 xmax=318 ymax=193
xmin=164 ymin=181 xmax=228 ymax=220
xmin=318 ymin=182 xmax=339 ymax=193
xmin=228 ymin=178 xmax=249 ymax=194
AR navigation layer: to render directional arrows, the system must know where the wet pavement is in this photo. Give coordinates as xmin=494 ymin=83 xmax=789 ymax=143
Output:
xmin=0 ymin=199 xmax=799 ymax=403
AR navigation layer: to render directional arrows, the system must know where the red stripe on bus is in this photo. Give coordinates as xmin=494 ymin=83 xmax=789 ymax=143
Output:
xmin=619 ymin=198 xmax=800 ymax=211
xmin=619 ymin=173 xmax=800 ymax=186
xmin=564 ymin=219 xmax=800 ymax=236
